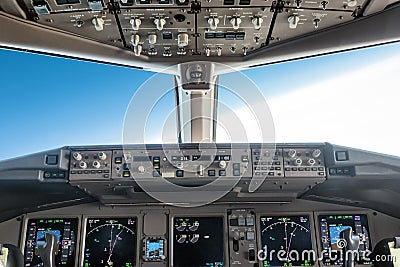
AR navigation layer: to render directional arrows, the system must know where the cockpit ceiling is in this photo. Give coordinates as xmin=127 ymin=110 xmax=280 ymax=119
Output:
xmin=0 ymin=0 xmax=400 ymax=71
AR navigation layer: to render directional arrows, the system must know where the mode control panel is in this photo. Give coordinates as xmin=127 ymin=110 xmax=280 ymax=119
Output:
xmin=67 ymin=145 xmax=326 ymax=180
xmin=111 ymin=148 xmax=252 ymax=179
xmin=228 ymin=209 xmax=257 ymax=266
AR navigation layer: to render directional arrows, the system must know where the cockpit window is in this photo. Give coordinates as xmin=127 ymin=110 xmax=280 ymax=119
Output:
xmin=1 ymin=42 xmax=399 ymax=160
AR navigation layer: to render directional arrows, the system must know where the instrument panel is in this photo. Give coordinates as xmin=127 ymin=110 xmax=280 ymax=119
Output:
xmin=21 ymin=212 xmax=374 ymax=267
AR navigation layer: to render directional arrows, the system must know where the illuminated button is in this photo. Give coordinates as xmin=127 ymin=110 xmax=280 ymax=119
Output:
xmin=208 ymin=170 xmax=216 ymax=176
xmin=241 ymin=155 xmax=249 ymax=162
xmin=246 ymin=216 xmax=254 ymax=226
xmin=115 ymin=157 xmax=122 ymax=164
xmin=123 ymin=163 xmax=131 ymax=170
xmin=154 ymin=165 xmax=160 ymax=169
xmin=246 ymin=231 xmax=255 ymax=241
xmin=233 ymin=169 xmax=240 ymax=176
xmin=153 ymin=170 xmax=160 ymax=177
xmin=123 ymin=171 xmax=131 ymax=177
xmin=46 ymin=155 xmax=58 ymax=165
xmin=238 ymin=217 xmax=246 ymax=226
xmin=233 ymin=163 xmax=240 ymax=170
xmin=219 ymin=170 xmax=226 ymax=176
xmin=176 ymin=170 xmax=184 ymax=177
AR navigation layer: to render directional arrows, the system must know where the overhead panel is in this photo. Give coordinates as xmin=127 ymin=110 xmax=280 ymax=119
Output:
xmin=16 ymin=0 xmax=372 ymax=59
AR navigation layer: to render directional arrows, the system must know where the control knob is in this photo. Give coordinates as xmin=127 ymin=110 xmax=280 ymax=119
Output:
xmin=92 ymin=17 xmax=104 ymax=31
xmin=251 ymin=16 xmax=263 ymax=30
xmin=138 ymin=165 xmax=145 ymax=173
xmin=288 ymin=149 xmax=297 ymax=158
xmin=230 ymin=16 xmax=241 ymax=30
xmin=72 ymin=152 xmax=82 ymax=161
xmin=154 ymin=18 xmax=166 ymax=31
xmin=130 ymin=18 xmax=141 ymax=31
xmin=295 ymin=158 xmax=302 ymax=166
xmin=92 ymin=161 xmax=101 ymax=169
xmin=312 ymin=149 xmax=321 ymax=158
xmin=307 ymin=158 xmax=316 ymax=166
xmin=79 ymin=161 xmax=87 ymax=169
xmin=219 ymin=160 xmax=227 ymax=169
xmin=98 ymin=152 xmax=107 ymax=160
xmin=208 ymin=17 xmax=219 ymax=30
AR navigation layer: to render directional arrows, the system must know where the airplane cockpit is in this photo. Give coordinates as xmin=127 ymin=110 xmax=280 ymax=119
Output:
xmin=0 ymin=1 xmax=400 ymax=267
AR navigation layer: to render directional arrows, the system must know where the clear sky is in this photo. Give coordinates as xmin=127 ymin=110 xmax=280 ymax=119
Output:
xmin=1 ymin=42 xmax=400 ymax=160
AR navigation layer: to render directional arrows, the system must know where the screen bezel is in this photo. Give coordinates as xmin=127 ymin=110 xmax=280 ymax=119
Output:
xmin=314 ymin=211 xmax=374 ymax=267
xmin=80 ymin=216 xmax=139 ymax=267
xmin=170 ymin=214 xmax=228 ymax=267
xmin=20 ymin=215 xmax=82 ymax=267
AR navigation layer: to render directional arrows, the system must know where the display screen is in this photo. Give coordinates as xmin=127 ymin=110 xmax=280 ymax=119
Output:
xmin=83 ymin=218 xmax=136 ymax=267
xmin=23 ymin=218 xmax=78 ymax=267
xmin=319 ymin=214 xmax=371 ymax=265
xmin=173 ymin=217 xmax=224 ymax=267
xmin=260 ymin=215 xmax=314 ymax=266
xmin=144 ymin=238 xmax=165 ymax=261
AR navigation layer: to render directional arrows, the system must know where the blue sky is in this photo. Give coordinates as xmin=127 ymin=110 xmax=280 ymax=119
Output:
xmin=1 ymin=43 xmax=400 ymax=160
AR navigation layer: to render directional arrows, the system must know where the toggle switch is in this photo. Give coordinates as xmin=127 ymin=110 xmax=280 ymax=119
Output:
xmin=134 ymin=44 xmax=142 ymax=56
xmin=208 ymin=17 xmax=219 ymax=30
xmin=131 ymin=34 xmax=140 ymax=46
xmin=92 ymin=17 xmax=104 ymax=31
xmin=148 ymin=33 xmax=157 ymax=44
xmin=230 ymin=16 xmax=242 ymax=30
xmin=130 ymin=18 xmax=141 ymax=31
xmin=251 ymin=16 xmax=263 ymax=30
xmin=154 ymin=18 xmax=166 ymax=31
xmin=288 ymin=14 xmax=300 ymax=29
xmin=177 ymin=33 xmax=189 ymax=47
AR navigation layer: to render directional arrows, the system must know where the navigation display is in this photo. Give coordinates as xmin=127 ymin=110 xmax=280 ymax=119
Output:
xmin=319 ymin=214 xmax=371 ymax=265
xmin=173 ymin=217 xmax=224 ymax=267
xmin=23 ymin=218 xmax=78 ymax=267
xmin=260 ymin=215 xmax=314 ymax=266
xmin=83 ymin=218 xmax=137 ymax=267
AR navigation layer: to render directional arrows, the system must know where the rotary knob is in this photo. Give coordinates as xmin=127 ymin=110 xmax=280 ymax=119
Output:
xmin=219 ymin=160 xmax=227 ymax=169
xmin=73 ymin=152 xmax=82 ymax=161
xmin=307 ymin=158 xmax=316 ymax=166
xmin=312 ymin=149 xmax=322 ymax=158
xmin=98 ymin=152 xmax=107 ymax=160
xmin=79 ymin=161 xmax=87 ymax=169
xmin=138 ymin=165 xmax=145 ymax=173
xmin=288 ymin=149 xmax=297 ymax=158
xmin=295 ymin=158 xmax=302 ymax=166
xmin=92 ymin=161 xmax=101 ymax=169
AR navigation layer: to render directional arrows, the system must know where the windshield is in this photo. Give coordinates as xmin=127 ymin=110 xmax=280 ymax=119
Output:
xmin=1 ymin=43 xmax=399 ymax=160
